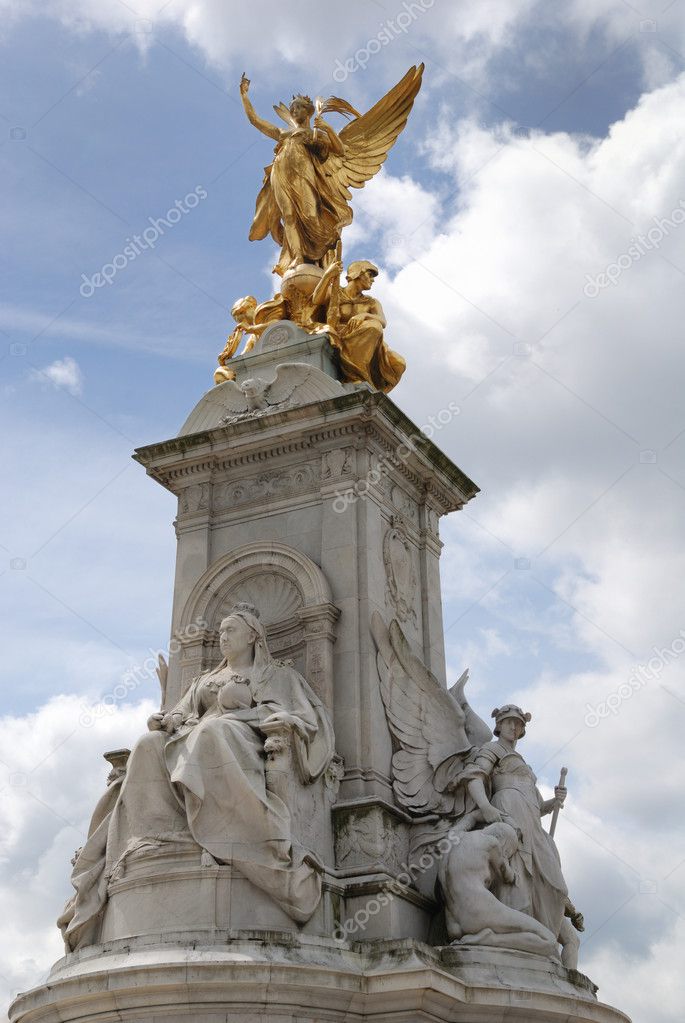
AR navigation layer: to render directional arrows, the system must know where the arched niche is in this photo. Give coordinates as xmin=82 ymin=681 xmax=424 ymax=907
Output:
xmin=176 ymin=541 xmax=340 ymax=709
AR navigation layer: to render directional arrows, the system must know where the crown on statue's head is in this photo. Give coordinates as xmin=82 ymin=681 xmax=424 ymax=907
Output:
xmin=230 ymin=601 xmax=261 ymax=619
xmin=290 ymin=94 xmax=315 ymax=114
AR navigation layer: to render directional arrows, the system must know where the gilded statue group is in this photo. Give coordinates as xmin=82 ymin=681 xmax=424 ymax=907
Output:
xmin=214 ymin=65 xmax=425 ymax=394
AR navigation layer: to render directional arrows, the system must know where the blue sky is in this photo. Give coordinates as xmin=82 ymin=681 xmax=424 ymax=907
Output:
xmin=2 ymin=2 xmax=685 ymax=1020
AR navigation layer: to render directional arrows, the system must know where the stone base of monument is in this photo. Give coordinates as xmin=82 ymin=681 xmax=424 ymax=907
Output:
xmin=98 ymin=846 xmax=341 ymax=941
xmin=10 ymin=934 xmax=630 ymax=1023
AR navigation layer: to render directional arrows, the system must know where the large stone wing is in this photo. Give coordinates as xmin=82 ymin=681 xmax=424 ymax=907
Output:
xmin=264 ymin=363 xmax=346 ymax=408
xmin=265 ymin=364 xmax=312 ymax=404
xmin=202 ymin=379 xmax=249 ymax=415
xmin=371 ymin=611 xmax=470 ymax=816
xmin=327 ymin=65 xmax=424 ymax=201
xmin=449 ymin=669 xmax=493 ymax=747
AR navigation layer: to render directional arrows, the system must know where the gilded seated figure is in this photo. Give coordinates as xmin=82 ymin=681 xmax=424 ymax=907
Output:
xmin=314 ymin=258 xmax=406 ymax=393
xmin=214 ymin=296 xmax=259 ymax=384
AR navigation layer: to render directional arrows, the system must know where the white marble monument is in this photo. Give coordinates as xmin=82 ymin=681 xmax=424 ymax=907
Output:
xmin=9 ymin=62 xmax=632 ymax=1023
xmin=9 ymin=323 xmax=632 ymax=1023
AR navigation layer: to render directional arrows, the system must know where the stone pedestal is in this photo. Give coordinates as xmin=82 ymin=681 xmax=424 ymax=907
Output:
xmin=128 ymin=340 xmax=478 ymax=944
xmin=9 ymin=934 xmax=632 ymax=1023
xmin=8 ymin=326 xmax=631 ymax=1023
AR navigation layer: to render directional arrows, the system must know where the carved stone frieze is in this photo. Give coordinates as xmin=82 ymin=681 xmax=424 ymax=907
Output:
xmin=135 ymin=391 xmax=480 ymax=517
xmin=391 ymin=484 xmax=418 ymax=523
xmin=383 ymin=521 xmax=418 ymax=623
xmin=215 ymin=461 xmax=321 ymax=512
xmin=180 ymin=481 xmax=210 ymax=515
xmin=323 ymin=447 xmax=353 ymax=479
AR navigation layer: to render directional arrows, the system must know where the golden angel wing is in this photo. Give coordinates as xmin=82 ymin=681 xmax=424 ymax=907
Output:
xmin=331 ymin=64 xmax=424 ymax=198
xmin=273 ymin=102 xmax=296 ymax=128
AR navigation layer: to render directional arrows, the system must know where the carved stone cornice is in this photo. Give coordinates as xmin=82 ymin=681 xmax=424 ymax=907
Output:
xmin=133 ymin=391 xmax=479 ymax=518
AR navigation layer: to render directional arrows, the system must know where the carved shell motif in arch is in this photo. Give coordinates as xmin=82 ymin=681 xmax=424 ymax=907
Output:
xmin=220 ymin=573 xmax=303 ymax=627
xmin=383 ymin=525 xmax=417 ymax=624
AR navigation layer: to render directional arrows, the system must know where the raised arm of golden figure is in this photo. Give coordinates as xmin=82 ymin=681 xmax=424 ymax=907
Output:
xmin=239 ymin=73 xmax=281 ymax=142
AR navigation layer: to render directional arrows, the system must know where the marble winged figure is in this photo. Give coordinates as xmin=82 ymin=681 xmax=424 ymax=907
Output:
xmin=371 ymin=612 xmax=582 ymax=967
xmin=240 ymin=64 xmax=424 ymax=276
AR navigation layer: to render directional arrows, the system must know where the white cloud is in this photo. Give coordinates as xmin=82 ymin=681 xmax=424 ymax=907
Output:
xmin=0 ymin=0 xmax=530 ymax=82
xmin=29 ymin=356 xmax=83 ymax=396
xmin=2 ymin=9 xmax=685 ymax=1023
xmin=0 ymin=695 xmax=157 ymax=1013
xmin=3 ymin=0 xmax=685 ymax=94
xmin=341 ymin=73 xmax=685 ymax=1020
xmin=344 ymin=170 xmax=440 ymax=270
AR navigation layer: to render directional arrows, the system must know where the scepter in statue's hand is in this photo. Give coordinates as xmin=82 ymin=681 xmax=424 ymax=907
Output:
xmin=549 ymin=766 xmax=568 ymax=838
xmin=155 ymin=652 xmax=169 ymax=710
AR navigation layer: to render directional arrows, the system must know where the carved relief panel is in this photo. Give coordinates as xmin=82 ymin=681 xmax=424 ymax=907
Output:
xmin=333 ymin=804 xmax=408 ymax=877
xmin=383 ymin=521 xmax=418 ymax=624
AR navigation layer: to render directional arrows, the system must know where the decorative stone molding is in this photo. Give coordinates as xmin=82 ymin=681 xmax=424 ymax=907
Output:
xmin=391 ymin=483 xmax=418 ymax=524
xmin=10 ymin=933 xmax=624 ymax=1023
xmin=177 ymin=541 xmax=340 ymax=706
xmin=297 ymin=603 xmax=341 ymax=708
xmin=180 ymin=481 xmax=210 ymax=515
xmin=134 ymin=391 xmax=480 ymax=517
xmin=260 ymin=322 xmax=301 ymax=350
xmin=214 ymin=461 xmax=321 ymax=514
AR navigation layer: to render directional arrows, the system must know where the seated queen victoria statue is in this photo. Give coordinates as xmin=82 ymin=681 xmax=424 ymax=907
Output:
xmin=58 ymin=603 xmax=335 ymax=952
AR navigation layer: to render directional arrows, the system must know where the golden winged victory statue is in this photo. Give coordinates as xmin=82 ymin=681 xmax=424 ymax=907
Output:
xmin=215 ymin=65 xmax=423 ymax=393
xmin=240 ymin=64 xmax=424 ymax=275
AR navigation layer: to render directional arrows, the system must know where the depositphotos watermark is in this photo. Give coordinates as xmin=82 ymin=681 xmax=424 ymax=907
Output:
xmin=334 ymin=827 xmax=460 ymax=939
xmin=332 ymin=0 xmax=435 ymax=82
xmin=584 ymin=629 xmax=685 ymax=727
xmin=332 ymin=400 xmax=460 ymax=514
xmin=79 ymin=186 xmax=208 ymax=297
xmin=79 ymin=620 xmax=208 ymax=727
xmin=583 ymin=199 xmax=685 ymax=297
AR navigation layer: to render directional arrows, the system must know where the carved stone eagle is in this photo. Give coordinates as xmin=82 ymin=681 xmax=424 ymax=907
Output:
xmin=216 ymin=363 xmax=338 ymax=423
